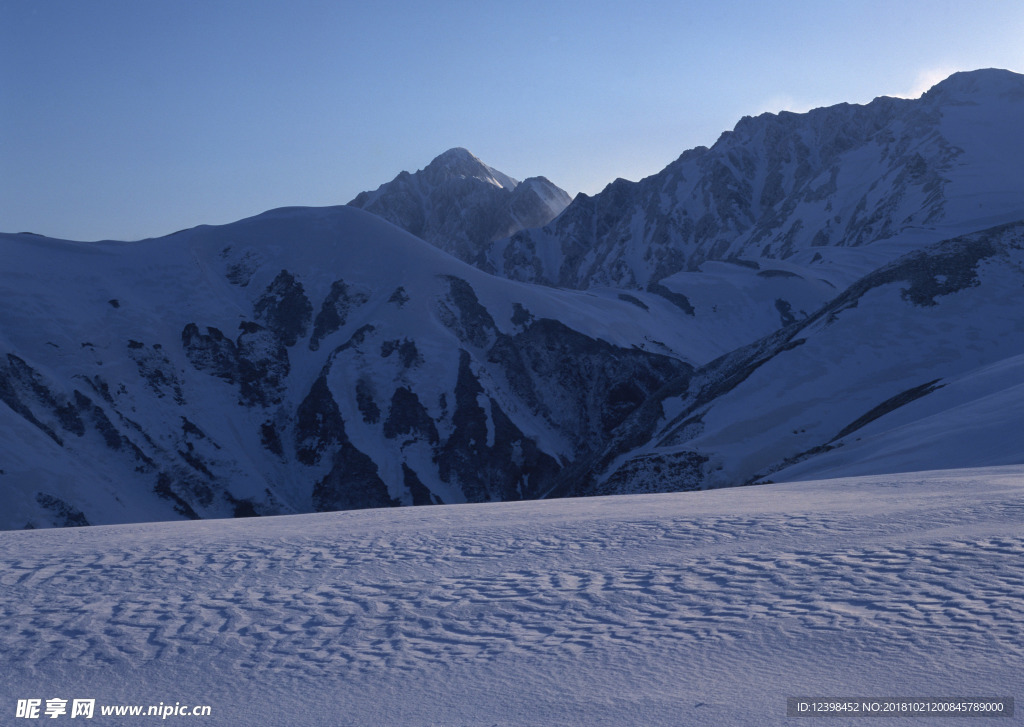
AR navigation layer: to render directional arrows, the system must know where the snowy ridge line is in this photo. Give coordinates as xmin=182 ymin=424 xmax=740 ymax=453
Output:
xmin=481 ymin=69 xmax=1024 ymax=291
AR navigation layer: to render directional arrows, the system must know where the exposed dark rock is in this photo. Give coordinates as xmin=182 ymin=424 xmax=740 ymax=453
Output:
xmin=383 ymin=387 xmax=439 ymax=445
xmin=436 ymin=276 xmax=497 ymax=349
xmin=0 ymin=354 xmax=88 ymax=443
xmin=601 ymin=380 xmax=652 ymax=431
xmin=355 ymin=377 xmax=381 ymax=425
xmin=510 ymin=303 xmax=534 ymax=327
xmin=129 ymin=440 xmax=158 ymax=472
xmin=775 ymin=298 xmax=797 ymax=327
xmin=0 ymin=358 xmax=63 ymax=445
xmin=832 ymin=379 xmax=945 ymax=442
xmin=589 ymin=223 xmax=1024 ymax=495
xmin=437 ymin=351 xmax=490 ymax=501
xmin=380 ymin=339 xmax=423 ymax=368
xmin=127 ymin=341 xmax=185 ymax=404
xmin=312 ymin=442 xmax=397 ymax=512
xmin=486 ymin=318 xmax=692 ymax=445
xmin=752 ymin=442 xmax=842 ymax=483
xmin=236 ymin=322 xmax=289 ymax=407
xmin=182 ymin=324 xmax=238 ymax=382
xmin=224 ymin=249 xmax=260 ymax=287
xmin=646 ymin=281 xmax=695 ymax=315
xmin=35 ymin=492 xmax=90 ymax=527
xmin=486 ymin=398 xmax=561 ymax=501
xmin=656 ymin=414 xmax=705 ymax=448
xmin=74 ymin=390 xmax=121 ymax=450
xmin=338 ymin=324 xmax=376 ymax=352
xmin=177 ymin=447 xmax=214 ymax=478
xmin=388 ymin=286 xmax=410 ymax=306
xmin=154 ymin=473 xmax=201 ymax=520
xmin=886 ymin=238 xmax=1000 ymax=306
xmin=437 ymin=350 xmax=560 ymax=503
xmin=310 ymin=279 xmax=370 ymax=351
xmin=181 ymin=416 xmax=214 ymax=445
xmin=600 ymin=451 xmax=709 ymax=495
xmin=84 ymin=375 xmax=114 ymax=403
xmin=617 ymin=293 xmax=649 ymax=310
xmin=260 ymin=421 xmax=284 ymax=457
xmin=225 ymin=493 xmax=260 ymax=518
xmin=253 ymin=270 xmax=312 ymax=346
xmin=402 ymin=464 xmax=435 ymax=506
xmin=757 ymin=269 xmax=802 ymax=279
xmin=183 ymin=322 xmax=287 ymax=407
xmin=814 ymin=224 xmax=1014 ymax=326
xmin=294 ymin=374 xmax=346 ymax=466
xmin=480 ymin=89 xmax=966 ymax=289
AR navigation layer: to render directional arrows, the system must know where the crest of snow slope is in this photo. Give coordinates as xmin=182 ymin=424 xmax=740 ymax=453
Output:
xmin=484 ymin=69 xmax=1024 ymax=293
xmin=774 ymin=352 xmax=1024 ymax=482
xmin=577 ymin=220 xmax=1024 ymax=495
xmin=348 ymin=147 xmax=571 ymax=265
xmin=0 ymin=206 xmax=697 ymax=530
xmin=0 ymin=466 xmax=1020 ymax=726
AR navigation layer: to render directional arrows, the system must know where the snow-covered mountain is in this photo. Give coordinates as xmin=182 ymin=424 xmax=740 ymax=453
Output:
xmin=0 ymin=207 xmax=691 ymax=530
xmin=568 ymin=220 xmax=1024 ymax=496
xmin=483 ymin=69 xmax=1024 ymax=292
xmin=348 ymin=147 xmax=571 ymax=265
xmin=3 ymin=69 xmax=1023 ymax=530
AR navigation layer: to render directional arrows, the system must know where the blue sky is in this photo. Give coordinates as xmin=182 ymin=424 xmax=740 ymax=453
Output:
xmin=3 ymin=0 xmax=1022 ymax=241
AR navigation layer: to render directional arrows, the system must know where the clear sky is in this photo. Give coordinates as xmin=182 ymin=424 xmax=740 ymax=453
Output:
xmin=3 ymin=0 xmax=1022 ymax=241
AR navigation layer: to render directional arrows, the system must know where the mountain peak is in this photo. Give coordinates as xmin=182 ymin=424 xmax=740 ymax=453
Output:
xmin=923 ymin=68 xmax=1024 ymax=103
xmin=347 ymin=149 xmax=570 ymax=262
xmin=431 ymin=147 xmax=479 ymax=165
xmin=423 ymin=148 xmax=519 ymax=190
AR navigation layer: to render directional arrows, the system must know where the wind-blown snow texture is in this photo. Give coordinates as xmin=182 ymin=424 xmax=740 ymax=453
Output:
xmin=0 ymin=467 xmax=1020 ymax=725
xmin=2 ymin=69 xmax=1023 ymax=529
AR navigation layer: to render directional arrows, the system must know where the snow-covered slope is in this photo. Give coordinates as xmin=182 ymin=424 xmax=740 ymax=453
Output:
xmin=0 ymin=206 xmax=696 ymax=530
xmin=1 ymin=466 xmax=1020 ymax=725
xmin=774 ymin=353 xmax=1024 ymax=482
xmin=485 ymin=69 xmax=1024 ymax=292
xmin=4 ymin=70 xmax=1024 ymax=530
xmin=577 ymin=220 xmax=1024 ymax=496
xmin=348 ymin=147 xmax=571 ymax=264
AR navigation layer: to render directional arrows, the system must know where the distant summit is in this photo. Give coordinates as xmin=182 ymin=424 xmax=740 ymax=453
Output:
xmin=419 ymin=147 xmax=519 ymax=190
xmin=921 ymin=67 xmax=1024 ymax=103
xmin=480 ymin=68 xmax=1024 ymax=289
xmin=348 ymin=148 xmax=571 ymax=265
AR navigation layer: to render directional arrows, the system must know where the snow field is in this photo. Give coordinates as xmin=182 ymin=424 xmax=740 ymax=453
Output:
xmin=1 ymin=466 xmax=1021 ymax=725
